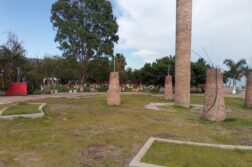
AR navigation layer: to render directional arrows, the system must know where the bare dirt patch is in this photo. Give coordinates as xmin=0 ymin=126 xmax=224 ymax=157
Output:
xmin=82 ymin=143 xmax=121 ymax=160
xmin=0 ymin=160 xmax=10 ymax=167
xmin=241 ymin=138 xmax=252 ymax=146
xmin=14 ymin=152 xmax=42 ymax=167
xmin=50 ymin=103 xmax=85 ymax=116
xmin=50 ymin=104 xmax=75 ymax=112
xmin=156 ymin=133 xmax=173 ymax=139
xmin=76 ymin=143 xmax=122 ymax=166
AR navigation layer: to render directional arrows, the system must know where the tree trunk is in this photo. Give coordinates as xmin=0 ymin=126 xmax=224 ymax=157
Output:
xmin=232 ymin=79 xmax=237 ymax=94
xmin=79 ymin=73 xmax=84 ymax=92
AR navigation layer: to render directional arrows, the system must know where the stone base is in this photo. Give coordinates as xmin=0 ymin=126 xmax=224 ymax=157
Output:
xmin=245 ymin=74 xmax=252 ymax=107
xmin=203 ymin=68 xmax=226 ymax=121
xmin=107 ymin=72 xmax=121 ymax=105
xmin=164 ymin=75 xmax=174 ymax=100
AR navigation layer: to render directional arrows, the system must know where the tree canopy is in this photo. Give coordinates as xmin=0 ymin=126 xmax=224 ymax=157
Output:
xmin=51 ymin=0 xmax=119 ymax=88
xmin=0 ymin=33 xmax=26 ymax=90
xmin=223 ymin=59 xmax=248 ymax=87
xmin=191 ymin=58 xmax=210 ymax=89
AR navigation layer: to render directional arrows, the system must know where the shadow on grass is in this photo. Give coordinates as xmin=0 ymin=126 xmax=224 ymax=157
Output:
xmin=172 ymin=105 xmax=190 ymax=113
xmin=223 ymin=118 xmax=252 ymax=127
xmin=197 ymin=117 xmax=252 ymax=127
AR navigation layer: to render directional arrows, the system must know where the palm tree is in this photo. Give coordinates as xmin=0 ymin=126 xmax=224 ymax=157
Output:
xmin=244 ymin=66 xmax=252 ymax=80
xmin=0 ymin=33 xmax=26 ymax=90
xmin=115 ymin=53 xmax=127 ymax=72
xmin=223 ymin=59 xmax=247 ymax=94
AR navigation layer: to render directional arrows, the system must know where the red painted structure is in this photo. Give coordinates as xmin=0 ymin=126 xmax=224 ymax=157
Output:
xmin=6 ymin=82 xmax=27 ymax=96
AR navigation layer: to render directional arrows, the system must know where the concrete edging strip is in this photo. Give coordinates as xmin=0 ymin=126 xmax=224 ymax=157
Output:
xmin=129 ymin=138 xmax=166 ymax=167
xmin=129 ymin=137 xmax=252 ymax=167
xmin=0 ymin=103 xmax=46 ymax=120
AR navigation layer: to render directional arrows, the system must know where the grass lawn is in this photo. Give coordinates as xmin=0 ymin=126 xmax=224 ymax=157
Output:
xmin=1 ymin=103 xmax=40 ymax=116
xmin=0 ymin=95 xmax=251 ymax=166
xmin=142 ymin=141 xmax=252 ymax=167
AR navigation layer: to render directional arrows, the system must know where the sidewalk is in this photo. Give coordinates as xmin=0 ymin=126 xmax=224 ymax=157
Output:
xmin=0 ymin=89 xmax=246 ymax=105
xmin=0 ymin=92 xmax=104 ymax=104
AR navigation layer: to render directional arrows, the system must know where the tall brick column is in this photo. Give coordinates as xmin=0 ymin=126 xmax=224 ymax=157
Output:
xmin=175 ymin=0 xmax=192 ymax=107
xmin=245 ymin=74 xmax=252 ymax=107
xmin=203 ymin=68 xmax=226 ymax=121
xmin=164 ymin=75 xmax=174 ymax=100
xmin=107 ymin=72 xmax=121 ymax=105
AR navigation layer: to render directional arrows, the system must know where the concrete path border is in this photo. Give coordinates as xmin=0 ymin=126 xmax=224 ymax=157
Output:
xmin=129 ymin=137 xmax=252 ymax=167
xmin=0 ymin=103 xmax=46 ymax=120
xmin=145 ymin=102 xmax=203 ymax=112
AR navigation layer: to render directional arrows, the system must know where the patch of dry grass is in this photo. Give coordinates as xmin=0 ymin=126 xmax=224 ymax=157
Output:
xmin=0 ymin=95 xmax=251 ymax=166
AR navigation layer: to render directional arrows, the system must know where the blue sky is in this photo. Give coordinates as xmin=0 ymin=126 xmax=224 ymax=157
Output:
xmin=0 ymin=0 xmax=60 ymax=57
xmin=1 ymin=0 xmax=252 ymax=70
xmin=0 ymin=0 xmax=145 ymax=69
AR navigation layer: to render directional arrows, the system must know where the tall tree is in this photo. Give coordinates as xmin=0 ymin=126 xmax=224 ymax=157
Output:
xmin=114 ymin=53 xmax=127 ymax=72
xmin=0 ymin=33 xmax=26 ymax=90
xmin=51 ymin=0 xmax=119 ymax=90
xmin=223 ymin=59 xmax=247 ymax=94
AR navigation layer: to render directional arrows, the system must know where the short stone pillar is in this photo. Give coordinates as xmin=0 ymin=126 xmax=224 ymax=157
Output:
xmin=164 ymin=75 xmax=174 ymax=100
xmin=203 ymin=68 xmax=226 ymax=121
xmin=245 ymin=74 xmax=252 ymax=107
xmin=107 ymin=72 xmax=121 ymax=105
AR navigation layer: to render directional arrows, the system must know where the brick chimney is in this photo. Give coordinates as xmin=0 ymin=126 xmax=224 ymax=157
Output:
xmin=175 ymin=0 xmax=192 ymax=107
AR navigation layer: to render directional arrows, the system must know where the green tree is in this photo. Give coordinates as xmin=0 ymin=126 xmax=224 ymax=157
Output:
xmin=191 ymin=58 xmax=210 ymax=92
xmin=0 ymin=33 xmax=26 ymax=90
xmin=39 ymin=56 xmax=79 ymax=84
xmin=223 ymin=59 xmax=247 ymax=94
xmin=51 ymin=0 xmax=119 ymax=91
xmin=123 ymin=67 xmax=133 ymax=83
xmin=114 ymin=53 xmax=127 ymax=72
xmin=54 ymin=56 xmax=79 ymax=83
xmin=132 ymin=69 xmax=142 ymax=84
xmin=139 ymin=56 xmax=175 ymax=85
xmin=40 ymin=56 xmax=60 ymax=79
xmin=244 ymin=66 xmax=252 ymax=81
xmin=25 ymin=59 xmax=44 ymax=94
xmin=87 ymin=57 xmax=110 ymax=83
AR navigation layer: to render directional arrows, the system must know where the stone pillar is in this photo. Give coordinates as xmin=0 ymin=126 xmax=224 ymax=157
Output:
xmin=107 ymin=72 xmax=121 ymax=105
xmin=203 ymin=68 xmax=226 ymax=121
xmin=175 ymin=0 xmax=192 ymax=107
xmin=245 ymin=74 xmax=252 ymax=107
xmin=164 ymin=75 xmax=174 ymax=100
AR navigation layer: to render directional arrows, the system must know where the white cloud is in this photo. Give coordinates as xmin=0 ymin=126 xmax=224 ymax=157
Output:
xmin=131 ymin=50 xmax=158 ymax=63
xmin=113 ymin=0 xmax=252 ymax=66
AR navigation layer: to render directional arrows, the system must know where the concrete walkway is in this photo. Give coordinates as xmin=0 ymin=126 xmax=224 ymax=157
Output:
xmin=0 ymin=92 xmax=151 ymax=105
xmin=0 ymin=88 xmax=246 ymax=105
xmin=0 ymin=92 xmax=104 ymax=104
